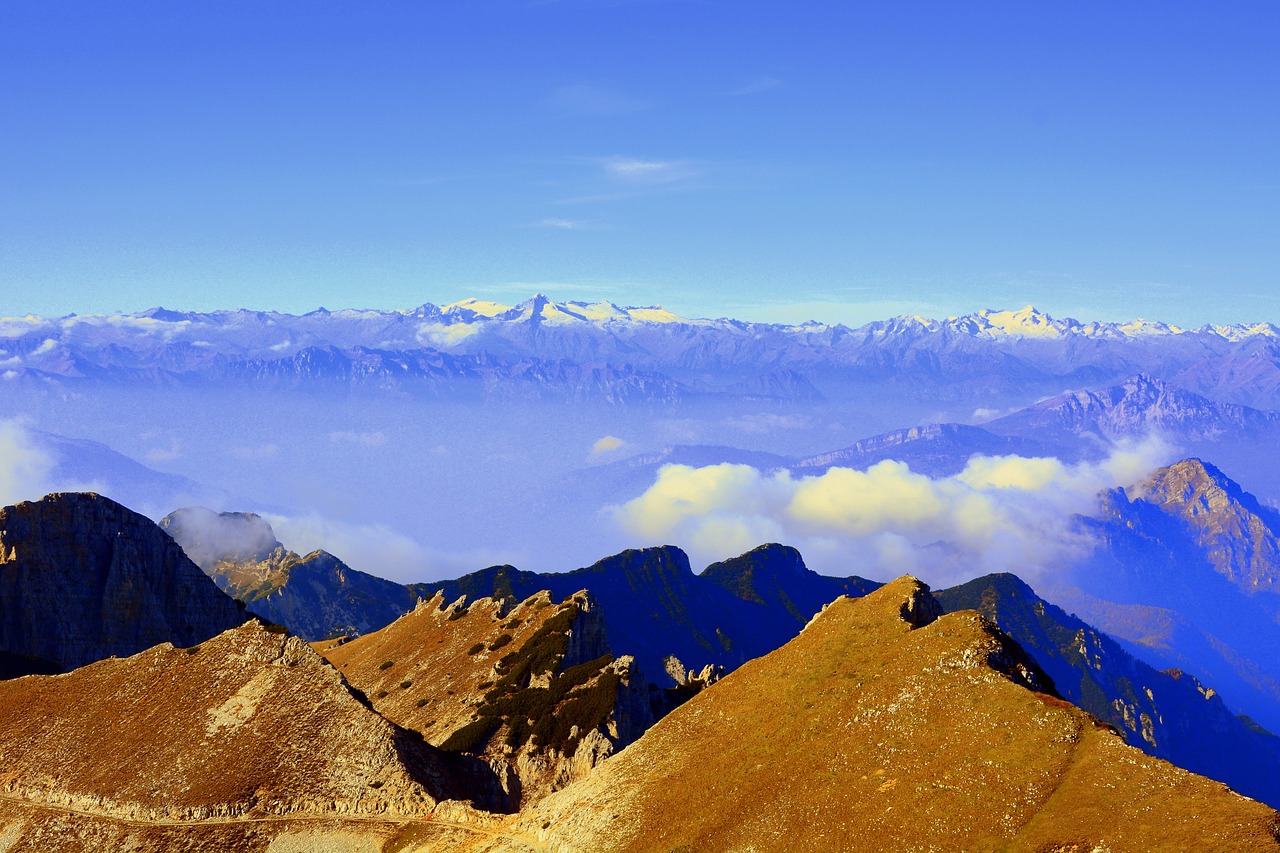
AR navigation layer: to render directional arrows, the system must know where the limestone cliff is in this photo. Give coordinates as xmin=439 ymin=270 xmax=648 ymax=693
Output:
xmin=0 ymin=493 xmax=247 ymax=674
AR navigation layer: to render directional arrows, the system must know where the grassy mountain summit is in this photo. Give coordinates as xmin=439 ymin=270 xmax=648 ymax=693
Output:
xmin=516 ymin=577 xmax=1280 ymax=852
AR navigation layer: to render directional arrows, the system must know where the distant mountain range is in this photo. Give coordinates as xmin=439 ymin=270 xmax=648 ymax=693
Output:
xmin=6 ymin=298 xmax=1280 ymax=407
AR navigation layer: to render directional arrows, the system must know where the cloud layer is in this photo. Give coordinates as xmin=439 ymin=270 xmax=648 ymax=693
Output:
xmin=609 ymin=439 xmax=1174 ymax=587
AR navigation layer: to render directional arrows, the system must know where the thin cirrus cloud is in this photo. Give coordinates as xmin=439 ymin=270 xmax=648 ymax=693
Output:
xmin=546 ymin=83 xmax=654 ymax=116
xmin=600 ymin=156 xmax=698 ymax=184
xmin=607 ymin=436 xmax=1175 ymax=587
xmin=726 ymin=76 xmax=783 ymax=96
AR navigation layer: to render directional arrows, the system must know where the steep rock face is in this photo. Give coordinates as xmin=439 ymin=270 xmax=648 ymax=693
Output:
xmin=516 ymin=578 xmax=1280 ymax=852
xmin=0 ymin=493 xmax=247 ymax=674
xmin=319 ymin=590 xmax=650 ymax=810
xmin=937 ymin=573 xmax=1280 ymax=808
xmin=162 ymin=507 xmax=418 ymax=640
xmin=1056 ymin=458 xmax=1280 ymax=732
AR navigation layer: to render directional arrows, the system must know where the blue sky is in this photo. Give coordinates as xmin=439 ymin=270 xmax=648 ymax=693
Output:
xmin=2 ymin=1 xmax=1277 ymax=327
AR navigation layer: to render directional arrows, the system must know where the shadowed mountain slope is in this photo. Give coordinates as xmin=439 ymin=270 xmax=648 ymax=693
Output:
xmin=1056 ymin=458 xmax=1280 ymax=731
xmin=937 ymin=573 xmax=1280 ymax=808
xmin=161 ymin=507 xmax=418 ymax=640
xmin=516 ymin=578 xmax=1280 ymax=852
xmin=0 ymin=493 xmax=247 ymax=676
xmin=411 ymin=544 xmax=878 ymax=685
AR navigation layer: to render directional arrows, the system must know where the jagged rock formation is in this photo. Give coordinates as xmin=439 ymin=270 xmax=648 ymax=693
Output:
xmin=0 ymin=620 xmax=510 ymax=850
xmin=514 ymin=578 xmax=1280 ymax=852
xmin=938 ymin=573 xmax=1280 ymax=807
xmin=161 ymin=507 xmax=418 ymax=640
xmin=0 ymin=493 xmax=247 ymax=675
xmin=319 ymin=590 xmax=652 ymax=809
xmin=411 ymin=544 xmax=879 ymax=686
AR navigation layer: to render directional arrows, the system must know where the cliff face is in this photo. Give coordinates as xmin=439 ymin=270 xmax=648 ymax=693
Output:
xmin=0 ymin=493 xmax=248 ymax=674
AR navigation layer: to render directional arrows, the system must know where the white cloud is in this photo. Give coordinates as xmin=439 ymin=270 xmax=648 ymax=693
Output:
xmin=529 ymin=218 xmax=598 ymax=230
xmin=228 ymin=443 xmax=278 ymax=460
xmin=329 ymin=431 xmax=387 ymax=448
xmin=547 ymin=83 xmax=652 ymax=116
xmin=608 ymin=437 xmax=1175 ymax=587
xmin=31 ymin=338 xmax=58 ymax=356
xmin=145 ymin=441 xmax=182 ymax=463
xmin=590 ymin=435 xmax=626 ymax=458
xmin=0 ymin=419 xmax=55 ymax=507
xmin=262 ymin=512 xmax=488 ymax=584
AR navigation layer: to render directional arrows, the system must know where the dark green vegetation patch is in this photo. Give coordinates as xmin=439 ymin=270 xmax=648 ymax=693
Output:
xmin=438 ymin=603 xmax=620 ymax=757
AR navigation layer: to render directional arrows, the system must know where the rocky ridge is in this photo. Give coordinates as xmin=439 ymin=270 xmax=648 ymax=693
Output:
xmin=319 ymin=589 xmax=653 ymax=810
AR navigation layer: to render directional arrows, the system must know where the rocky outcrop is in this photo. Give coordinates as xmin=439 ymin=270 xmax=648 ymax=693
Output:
xmin=320 ymin=590 xmax=654 ymax=810
xmin=1139 ymin=457 xmax=1280 ymax=593
xmin=0 ymin=493 xmax=247 ymax=674
xmin=415 ymin=544 xmax=880 ymax=687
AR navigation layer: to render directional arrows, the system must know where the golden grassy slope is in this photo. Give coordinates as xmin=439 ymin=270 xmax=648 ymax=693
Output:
xmin=510 ymin=577 xmax=1280 ymax=853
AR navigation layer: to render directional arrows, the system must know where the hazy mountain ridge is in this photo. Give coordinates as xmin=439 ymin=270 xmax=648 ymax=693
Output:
xmin=7 ymin=299 xmax=1280 ymax=406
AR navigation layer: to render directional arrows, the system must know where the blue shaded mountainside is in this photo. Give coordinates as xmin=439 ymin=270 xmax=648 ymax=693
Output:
xmin=936 ymin=573 xmax=1280 ymax=808
xmin=409 ymin=543 xmax=880 ymax=685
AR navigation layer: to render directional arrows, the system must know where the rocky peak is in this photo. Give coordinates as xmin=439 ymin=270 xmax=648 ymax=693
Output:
xmin=1137 ymin=458 xmax=1280 ymax=593
xmin=0 ymin=492 xmax=248 ymax=674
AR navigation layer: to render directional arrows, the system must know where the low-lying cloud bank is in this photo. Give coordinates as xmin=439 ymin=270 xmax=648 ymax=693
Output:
xmin=609 ymin=438 xmax=1175 ymax=587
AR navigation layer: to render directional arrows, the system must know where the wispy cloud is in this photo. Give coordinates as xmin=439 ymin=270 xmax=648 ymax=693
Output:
xmin=727 ymin=76 xmax=782 ymax=96
xmin=523 ymin=218 xmax=601 ymax=230
xmin=329 ymin=430 xmax=388 ymax=448
xmin=600 ymin=156 xmax=698 ymax=184
xmin=547 ymin=83 xmax=653 ymax=116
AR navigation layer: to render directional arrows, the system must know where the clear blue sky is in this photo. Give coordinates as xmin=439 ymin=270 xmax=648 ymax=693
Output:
xmin=2 ymin=1 xmax=1277 ymax=327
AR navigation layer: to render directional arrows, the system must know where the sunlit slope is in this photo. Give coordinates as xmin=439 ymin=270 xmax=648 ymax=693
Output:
xmin=516 ymin=577 xmax=1280 ymax=852
xmin=319 ymin=590 xmax=651 ymax=810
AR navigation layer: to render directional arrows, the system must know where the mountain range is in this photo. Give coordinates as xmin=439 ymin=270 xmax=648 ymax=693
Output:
xmin=6 ymin=299 xmax=1280 ymax=408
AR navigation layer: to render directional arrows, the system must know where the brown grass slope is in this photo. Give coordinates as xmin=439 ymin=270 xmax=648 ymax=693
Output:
xmin=320 ymin=590 xmax=651 ymax=811
xmin=512 ymin=577 xmax=1280 ymax=853
xmin=0 ymin=621 xmax=509 ymax=841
